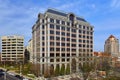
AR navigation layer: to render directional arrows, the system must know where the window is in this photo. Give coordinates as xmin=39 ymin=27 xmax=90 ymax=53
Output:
xmin=50 ymin=30 xmax=54 ymax=34
xmin=72 ymin=44 xmax=76 ymax=47
xmin=67 ymin=33 xmax=70 ymax=36
xmin=56 ymin=48 xmax=60 ymax=51
xmin=79 ymin=25 xmax=81 ymax=28
xmin=91 ymin=45 xmax=93 ymax=48
xmin=42 ymin=48 xmax=44 ymax=51
xmin=50 ymin=48 xmax=54 ymax=51
xmin=56 ymin=42 xmax=60 ymax=46
xmin=69 ymin=14 xmax=74 ymax=22
xmin=72 ymin=34 xmax=76 ymax=37
xmin=56 ymin=54 xmax=59 ymax=57
xmin=61 ymin=32 xmax=65 ymax=36
xmin=50 ymin=36 xmax=54 ymax=40
xmin=83 ymin=36 xmax=85 ymax=38
xmin=87 ymin=36 xmax=89 ymax=39
xmin=79 ymin=44 xmax=81 ymax=47
xmin=61 ymin=26 xmax=65 ymax=31
xmin=83 ymin=45 xmax=85 ymax=47
xmin=56 ymin=25 xmax=60 ymax=30
xmin=87 ymin=27 xmax=89 ymax=30
xmin=72 ymin=39 xmax=76 ymax=42
xmin=67 ymin=48 xmax=70 ymax=51
xmin=61 ymin=43 xmax=65 ymax=46
xmin=72 ymin=49 xmax=76 ymax=51
xmin=91 ymin=27 xmax=93 ymax=30
xmin=62 ymin=58 xmax=65 ymax=61
xmin=83 ymin=31 xmax=85 ymax=34
xmin=42 ymin=31 xmax=44 ymax=34
xmin=83 ymin=40 xmax=85 ymax=43
xmin=62 ymin=48 xmax=65 ymax=51
xmin=90 ymin=36 xmax=93 ymax=39
xmin=42 ymin=25 xmax=44 ymax=29
xmin=79 ymin=35 xmax=81 ymax=38
xmin=42 ymin=19 xmax=44 ymax=23
xmin=50 ymin=18 xmax=54 ymax=23
xmin=62 ymin=21 xmax=65 ymax=25
xmin=67 ymin=43 xmax=70 ymax=46
xmin=50 ymin=53 xmax=54 ymax=57
xmin=67 ymin=22 xmax=70 ymax=26
xmin=79 ymin=30 xmax=81 ymax=33
xmin=91 ymin=41 xmax=93 ymax=44
xmin=67 ymin=38 xmax=70 ymax=41
xmin=56 ymin=37 xmax=60 ymax=40
xmin=61 ymin=37 xmax=65 ymax=41
xmin=67 ymin=27 xmax=70 ymax=31
xmin=83 ymin=26 xmax=85 ymax=29
xmin=79 ymin=39 xmax=82 ymax=42
xmin=50 ymin=59 xmax=54 ymax=62
xmin=56 ymin=19 xmax=60 ymax=24
xmin=90 ymin=32 xmax=93 ymax=35
xmin=56 ymin=31 xmax=60 ymax=35
xmin=50 ymin=24 xmax=54 ymax=29
xmin=42 ymin=42 xmax=44 ymax=46
xmin=87 ymin=40 xmax=89 ymax=43
xmin=50 ymin=42 xmax=54 ymax=46
xmin=87 ymin=45 xmax=89 ymax=48
xmin=42 ymin=36 xmax=44 ymax=40
xmin=72 ymin=29 xmax=76 ymax=33
xmin=67 ymin=59 xmax=70 ymax=61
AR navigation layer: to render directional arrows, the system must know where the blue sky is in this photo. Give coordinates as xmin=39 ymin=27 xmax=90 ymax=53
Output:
xmin=0 ymin=0 xmax=120 ymax=51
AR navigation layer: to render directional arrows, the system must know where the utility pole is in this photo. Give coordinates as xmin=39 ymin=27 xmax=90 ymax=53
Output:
xmin=4 ymin=70 xmax=6 ymax=80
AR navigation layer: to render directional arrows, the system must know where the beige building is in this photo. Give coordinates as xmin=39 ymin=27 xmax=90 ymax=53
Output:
xmin=27 ymin=39 xmax=33 ymax=62
xmin=32 ymin=8 xmax=94 ymax=75
xmin=1 ymin=35 xmax=24 ymax=62
xmin=104 ymin=35 xmax=119 ymax=57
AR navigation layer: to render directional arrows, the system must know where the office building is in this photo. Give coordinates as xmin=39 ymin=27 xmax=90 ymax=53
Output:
xmin=32 ymin=8 xmax=94 ymax=75
xmin=104 ymin=35 xmax=119 ymax=57
xmin=1 ymin=35 xmax=24 ymax=62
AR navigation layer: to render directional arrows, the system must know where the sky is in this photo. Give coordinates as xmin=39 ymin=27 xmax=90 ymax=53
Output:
xmin=0 ymin=0 xmax=120 ymax=51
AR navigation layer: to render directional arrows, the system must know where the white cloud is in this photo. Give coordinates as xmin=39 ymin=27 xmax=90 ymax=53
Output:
xmin=91 ymin=4 xmax=96 ymax=9
xmin=111 ymin=0 xmax=120 ymax=8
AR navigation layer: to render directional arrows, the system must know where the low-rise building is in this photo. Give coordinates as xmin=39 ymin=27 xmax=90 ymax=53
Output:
xmin=1 ymin=35 xmax=24 ymax=63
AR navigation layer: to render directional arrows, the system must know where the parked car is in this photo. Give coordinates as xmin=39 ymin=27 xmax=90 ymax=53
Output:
xmin=0 ymin=72 xmax=4 ymax=77
xmin=15 ymin=75 xmax=23 ymax=79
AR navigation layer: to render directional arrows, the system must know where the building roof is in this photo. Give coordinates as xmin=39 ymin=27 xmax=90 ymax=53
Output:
xmin=94 ymin=52 xmax=111 ymax=57
xmin=108 ymin=35 xmax=115 ymax=39
xmin=46 ymin=8 xmax=87 ymax=22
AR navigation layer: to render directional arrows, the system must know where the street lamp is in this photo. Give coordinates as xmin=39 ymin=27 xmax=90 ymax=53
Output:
xmin=16 ymin=60 xmax=22 ymax=76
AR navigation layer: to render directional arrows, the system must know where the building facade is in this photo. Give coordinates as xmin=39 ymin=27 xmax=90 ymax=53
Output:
xmin=104 ymin=35 xmax=119 ymax=57
xmin=26 ymin=39 xmax=33 ymax=63
xmin=32 ymin=9 xmax=94 ymax=75
xmin=1 ymin=35 xmax=24 ymax=62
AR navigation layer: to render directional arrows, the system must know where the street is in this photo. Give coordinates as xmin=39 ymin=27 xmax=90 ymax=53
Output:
xmin=0 ymin=73 xmax=22 ymax=80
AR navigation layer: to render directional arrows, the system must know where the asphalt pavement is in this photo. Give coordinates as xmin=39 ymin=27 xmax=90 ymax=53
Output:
xmin=0 ymin=72 xmax=22 ymax=80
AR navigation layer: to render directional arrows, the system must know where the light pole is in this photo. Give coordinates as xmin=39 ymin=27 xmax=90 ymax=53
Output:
xmin=19 ymin=62 xmax=22 ymax=76
xmin=4 ymin=59 xmax=7 ymax=80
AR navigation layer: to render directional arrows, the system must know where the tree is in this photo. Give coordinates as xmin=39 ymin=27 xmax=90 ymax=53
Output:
xmin=80 ymin=63 xmax=94 ymax=80
xmin=50 ymin=65 xmax=54 ymax=77
xmin=71 ymin=58 xmax=76 ymax=73
xmin=66 ymin=64 xmax=70 ymax=75
xmin=60 ymin=64 xmax=65 ymax=75
xmin=55 ymin=64 xmax=60 ymax=76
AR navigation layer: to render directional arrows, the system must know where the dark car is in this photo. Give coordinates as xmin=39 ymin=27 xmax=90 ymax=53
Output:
xmin=15 ymin=75 xmax=23 ymax=79
xmin=0 ymin=69 xmax=4 ymax=72
xmin=0 ymin=72 xmax=4 ymax=77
